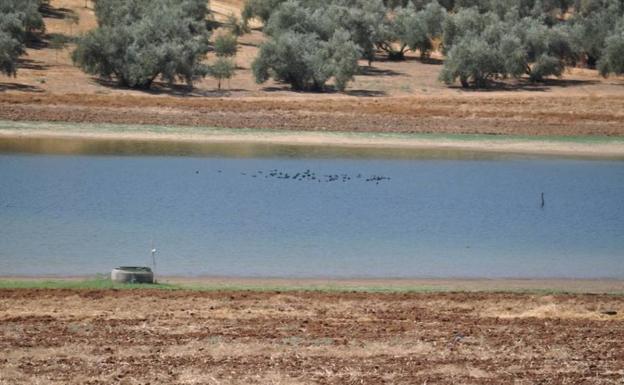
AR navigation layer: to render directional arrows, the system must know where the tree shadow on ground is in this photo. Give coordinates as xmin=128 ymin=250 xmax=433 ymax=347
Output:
xmin=359 ymin=66 xmax=404 ymax=77
xmin=39 ymin=3 xmax=75 ymax=20
xmin=539 ymin=78 xmax=601 ymax=88
xmin=25 ymin=35 xmax=48 ymax=50
xmin=260 ymin=85 xmax=293 ymax=92
xmin=418 ymin=57 xmax=444 ymax=65
xmin=239 ymin=41 xmax=260 ymax=48
xmin=46 ymin=32 xmax=76 ymax=43
xmin=17 ymin=58 xmax=49 ymax=71
xmin=93 ymin=78 xmax=246 ymax=97
xmin=343 ymin=89 xmax=387 ymax=97
xmin=206 ymin=18 xmax=230 ymax=31
xmin=451 ymin=78 xmax=600 ymax=92
xmin=374 ymin=55 xmax=444 ymax=65
xmin=0 ymin=82 xmax=44 ymax=93
xmin=26 ymin=31 xmax=74 ymax=51
xmin=261 ymin=84 xmax=386 ymax=96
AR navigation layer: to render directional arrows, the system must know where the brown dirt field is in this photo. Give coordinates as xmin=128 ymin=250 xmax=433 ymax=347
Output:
xmin=1 ymin=0 xmax=624 ymax=137
xmin=1 ymin=289 xmax=623 ymax=384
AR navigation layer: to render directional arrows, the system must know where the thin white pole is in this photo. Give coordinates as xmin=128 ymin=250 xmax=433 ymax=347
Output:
xmin=150 ymin=239 xmax=157 ymax=282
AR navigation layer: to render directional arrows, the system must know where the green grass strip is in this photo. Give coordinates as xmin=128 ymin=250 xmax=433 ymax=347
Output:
xmin=1 ymin=278 xmax=622 ymax=295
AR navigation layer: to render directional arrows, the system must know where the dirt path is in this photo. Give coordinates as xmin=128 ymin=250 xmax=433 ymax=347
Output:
xmin=1 ymin=289 xmax=622 ymax=384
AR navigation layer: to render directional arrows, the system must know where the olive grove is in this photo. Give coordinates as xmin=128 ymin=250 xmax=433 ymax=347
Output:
xmin=244 ymin=0 xmax=624 ymax=89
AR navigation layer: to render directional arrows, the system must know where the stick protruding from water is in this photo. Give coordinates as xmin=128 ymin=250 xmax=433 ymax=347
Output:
xmin=150 ymin=240 xmax=157 ymax=282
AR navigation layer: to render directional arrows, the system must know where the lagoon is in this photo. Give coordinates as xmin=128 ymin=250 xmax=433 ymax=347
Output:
xmin=0 ymin=147 xmax=623 ymax=278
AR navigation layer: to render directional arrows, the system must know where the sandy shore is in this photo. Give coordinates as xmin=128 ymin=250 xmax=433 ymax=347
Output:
xmin=2 ymin=120 xmax=624 ymax=158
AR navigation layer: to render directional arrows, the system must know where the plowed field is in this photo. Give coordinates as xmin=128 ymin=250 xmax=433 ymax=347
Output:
xmin=1 ymin=289 xmax=623 ymax=384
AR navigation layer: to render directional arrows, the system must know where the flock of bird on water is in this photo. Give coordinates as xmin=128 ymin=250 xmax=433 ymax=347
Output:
xmin=197 ymin=169 xmax=392 ymax=184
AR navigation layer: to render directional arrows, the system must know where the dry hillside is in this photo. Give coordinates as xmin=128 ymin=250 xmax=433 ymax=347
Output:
xmin=1 ymin=0 xmax=624 ymax=136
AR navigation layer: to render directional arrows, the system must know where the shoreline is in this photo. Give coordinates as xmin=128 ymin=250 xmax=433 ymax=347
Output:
xmin=2 ymin=276 xmax=623 ymax=294
xmin=2 ymin=120 xmax=624 ymax=158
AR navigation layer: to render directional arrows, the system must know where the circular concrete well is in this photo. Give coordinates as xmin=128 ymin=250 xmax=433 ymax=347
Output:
xmin=111 ymin=266 xmax=154 ymax=284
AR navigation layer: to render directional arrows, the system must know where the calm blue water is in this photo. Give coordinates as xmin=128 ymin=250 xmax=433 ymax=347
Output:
xmin=1 ymin=152 xmax=623 ymax=278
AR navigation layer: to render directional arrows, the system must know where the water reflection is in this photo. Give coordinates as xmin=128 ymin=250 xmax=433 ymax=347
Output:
xmin=0 ymin=136 xmax=569 ymax=160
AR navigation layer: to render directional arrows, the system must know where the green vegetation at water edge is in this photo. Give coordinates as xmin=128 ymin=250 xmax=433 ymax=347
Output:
xmin=0 ymin=278 xmax=181 ymax=290
xmin=1 ymin=278 xmax=622 ymax=295
xmin=0 ymin=278 xmax=447 ymax=292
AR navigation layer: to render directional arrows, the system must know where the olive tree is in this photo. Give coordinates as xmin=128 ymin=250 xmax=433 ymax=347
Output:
xmin=0 ymin=0 xmax=45 ymax=36
xmin=264 ymin=0 xmax=386 ymax=64
xmin=598 ymin=18 xmax=624 ymax=76
xmin=211 ymin=57 xmax=236 ymax=89
xmin=252 ymin=0 xmax=362 ymax=91
xmin=325 ymin=0 xmax=386 ymax=65
xmin=441 ymin=7 xmax=497 ymax=53
xmin=252 ymin=29 xmax=360 ymax=91
xmin=439 ymin=33 xmax=508 ymax=87
xmin=569 ymin=0 xmax=623 ymax=67
xmin=214 ymin=33 xmax=238 ymax=57
xmin=0 ymin=0 xmax=44 ymax=76
xmin=328 ymin=29 xmax=362 ymax=90
xmin=242 ymin=0 xmax=287 ymax=24
xmin=377 ymin=1 xmax=446 ymax=60
xmin=509 ymin=18 xmax=577 ymax=81
xmin=211 ymin=31 xmax=238 ymax=89
xmin=72 ymin=0 xmax=211 ymax=89
xmin=225 ymin=13 xmax=250 ymax=37
xmin=0 ymin=30 xmax=23 ymax=76
xmin=412 ymin=0 xmax=455 ymax=10
xmin=440 ymin=6 xmax=578 ymax=87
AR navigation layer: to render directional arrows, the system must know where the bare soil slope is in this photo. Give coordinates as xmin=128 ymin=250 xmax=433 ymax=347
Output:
xmin=1 ymin=289 xmax=623 ymax=384
xmin=1 ymin=0 xmax=624 ymax=136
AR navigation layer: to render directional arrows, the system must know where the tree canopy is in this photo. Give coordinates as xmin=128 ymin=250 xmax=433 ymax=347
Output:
xmin=439 ymin=3 xmax=580 ymax=87
xmin=214 ymin=33 xmax=238 ymax=57
xmin=597 ymin=16 xmax=624 ymax=76
xmin=0 ymin=0 xmax=44 ymax=76
xmin=251 ymin=0 xmax=364 ymax=91
xmin=243 ymin=0 xmax=624 ymax=89
xmin=72 ymin=0 xmax=211 ymax=89
xmin=252 ymin=27 xmax=360 ymax=91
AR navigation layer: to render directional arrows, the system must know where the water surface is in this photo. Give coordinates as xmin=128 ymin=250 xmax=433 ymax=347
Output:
xmin=1 ymin=149 xmax=623 ymax=278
